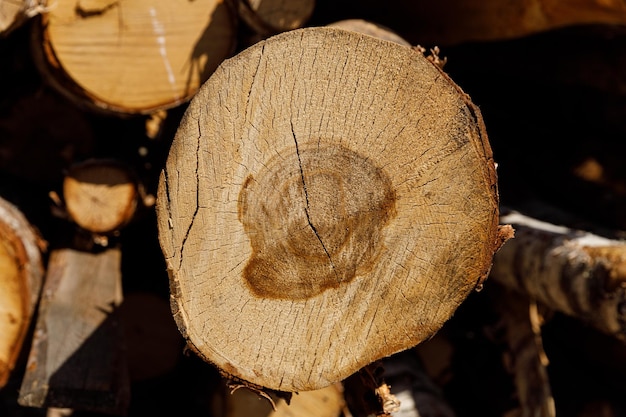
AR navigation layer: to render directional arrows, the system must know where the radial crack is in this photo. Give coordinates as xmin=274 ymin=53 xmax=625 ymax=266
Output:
xmin=290 ymin=120 xmax=337 ymax=275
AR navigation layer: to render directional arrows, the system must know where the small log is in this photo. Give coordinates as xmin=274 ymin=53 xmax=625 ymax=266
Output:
xmin=157 ymin=27 xmax=510 ymax=392
xmin=62 ymin=160 xmax=140 ymax=235
xmin=490 ymin=209 xmax=626 ymax=341
xmin=18 ymin=248 xmax=129 ymax=414
xmin=236 ymin=0 xmax=314 ymax=35
xmin=31 ymin=0 xmax=237 ymax=114
xmin=0 ymin=196 xmax=44 ymax=388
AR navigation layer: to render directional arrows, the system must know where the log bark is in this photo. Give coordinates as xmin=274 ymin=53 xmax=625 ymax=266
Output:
xmin=18 ymin=248 xmax=129 ymax=414
xmin=0 ymin=196 xmax=44 ymax=388
xmin=62 ymin=160 xmax=139 ymax=235
xmin=490 ymin=209 xmax=626 ymax=341
xmin=157 ymin=27 xmax=510 ymax=392
xmin=31 ymin=0 xmax=237 ymax=114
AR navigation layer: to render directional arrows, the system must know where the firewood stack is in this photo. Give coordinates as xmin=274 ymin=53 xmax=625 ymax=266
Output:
xmin=1 ymin=1 xmax=626 ymax=416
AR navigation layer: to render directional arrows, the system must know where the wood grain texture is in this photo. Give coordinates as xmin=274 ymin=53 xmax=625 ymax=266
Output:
xmin=18 ymin=248 xmax=129 ymax=414
xmin=63 ymin=160 xmax=138 ymax=234
xmin=491 ymin=209 xmax=626 ymax=341
xmin=32 ymin=0 xmax=236 ymax=114
xmin=157 ymin=27 xmax=505 ymax=392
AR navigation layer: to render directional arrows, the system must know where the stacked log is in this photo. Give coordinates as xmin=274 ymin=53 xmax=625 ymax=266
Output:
xmin=31 ymin=0 xmax=237 ymax=114
xmin=156 ymin=26 xmax=510 ymax=393
xmin=0 ymin=197 xmax=44 ymax=389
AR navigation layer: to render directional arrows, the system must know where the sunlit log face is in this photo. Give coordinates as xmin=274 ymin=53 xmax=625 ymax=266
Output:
xmin=238 ymin=144 xmax=397 ymax=300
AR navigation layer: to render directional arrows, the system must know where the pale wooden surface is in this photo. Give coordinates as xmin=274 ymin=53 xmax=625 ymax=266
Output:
xmin=18 ymin=248 xmax=129 ymax=414
xmin=327 ymin=19 xmax=411 ymax=46
xmin=0 ymin=197 xmax=44 ymax=388
xmin=32 ymin=0 xmax=236 ymax=113
xmin=157 ymin=27 xmax=506 ymax=392
xmin=63 ymin=160 xmax=138 ymax=234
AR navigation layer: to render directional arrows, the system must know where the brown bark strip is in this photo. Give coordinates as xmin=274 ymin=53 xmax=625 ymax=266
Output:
xmin=490 ymin=209 xmax=626 ymax=341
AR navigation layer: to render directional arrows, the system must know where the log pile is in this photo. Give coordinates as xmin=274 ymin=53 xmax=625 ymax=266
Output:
xmin=1 ymin=1 xmax=626 ymax=417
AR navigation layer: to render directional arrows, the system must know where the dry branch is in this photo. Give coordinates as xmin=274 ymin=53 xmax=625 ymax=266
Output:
xmin=157 ymin=27 xmax=509 ymax=392
xmin=490 ymin=209 xmax=626 ymax=341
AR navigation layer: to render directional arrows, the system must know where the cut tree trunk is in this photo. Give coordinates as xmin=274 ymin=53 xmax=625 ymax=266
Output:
xmin=157 ymin=27 xmax=511 ymax=392
xmin=18 ymin=248 xmax=129 ymax=414
xmin=31 ymin=0 xmax=237 ymax=114
xmin=62 ymin=160 xmax=140 ymax=235
xmin=490 ymin=209 xmax=626 ymax=341
xmin=0 ymin=196 xmax=44 ymax=388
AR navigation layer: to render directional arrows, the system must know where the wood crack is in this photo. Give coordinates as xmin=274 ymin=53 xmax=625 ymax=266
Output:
xmin=290 ymin=120 xmax=337 ymax=276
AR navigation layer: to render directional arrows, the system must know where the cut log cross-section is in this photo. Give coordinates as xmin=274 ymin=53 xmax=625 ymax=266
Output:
xmin=157 ymin=27 xmax=510 ymax=392
xmin=32 ymin=0 xmax=237 ymax=114
xmin=0 ymin=196 xmax=44 ymax=388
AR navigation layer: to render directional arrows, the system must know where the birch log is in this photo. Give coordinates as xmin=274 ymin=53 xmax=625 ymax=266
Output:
xmin=157 ymin=27 xmax=510 ymax=392
xmin=491 ymin=209 xmax=626 ymax=341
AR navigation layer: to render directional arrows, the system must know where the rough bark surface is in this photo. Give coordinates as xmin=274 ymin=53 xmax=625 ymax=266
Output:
xmin=491 ymin=209 xmax=626 ymax=340
xmin=31 ymin=0 xmax=236 ymax=114
xmin=0 ymin=196 xmax=44 ymax=388
xmin=157 ymin=27 xmax=507 ymax=392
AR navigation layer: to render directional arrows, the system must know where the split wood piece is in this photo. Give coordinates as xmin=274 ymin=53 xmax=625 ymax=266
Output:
xmin=31 ymin=0 xmax=237 ymax=114
xmin=0 ymin=0 xmax=44 ymax=36
xmin=327 ymin=19 xmax=411 ymax=47
xmin=0 ymin=196 xmax=44 ymax=388
xmin=353 ymin=0 xmax=626 ymax=46
xmin=490 ymin=209 xmax=626 ymax=341
xmin=157 ymin=27 xmax=510 ymax=392
xmin=62 ymin=160 xmax=139 ymax=235
xmin=213 ymin=382 xmax=345 ymax=417
xmin=490 ymin=285 xmax=555 ymax=417
xmin=236 ymin=0 xmax=314 ymax=35
xmin=18 ymin=248 xmax=129 ymax=414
